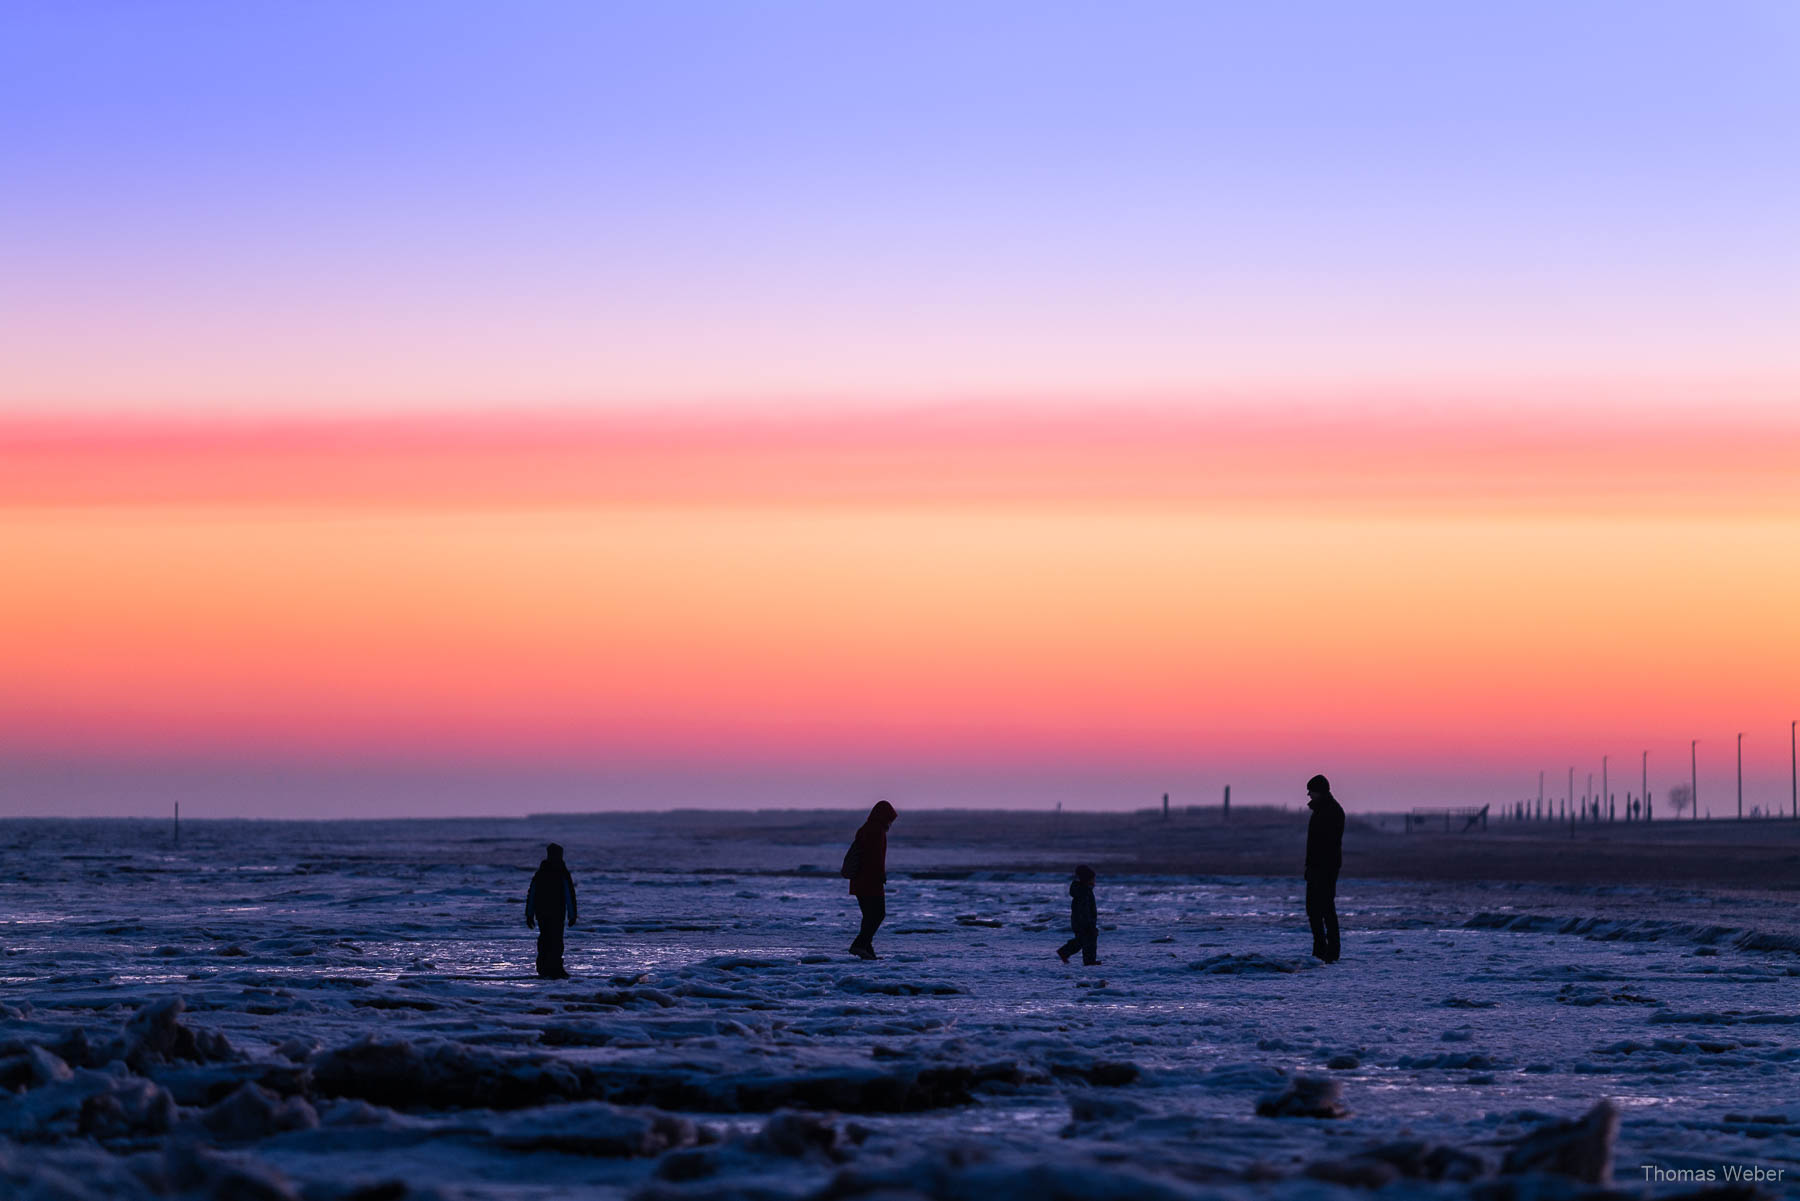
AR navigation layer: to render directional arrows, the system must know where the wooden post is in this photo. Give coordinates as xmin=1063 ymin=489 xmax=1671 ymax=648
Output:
xmin=1222 ymin=784 xmax=1230 ymax=823
xmin=1691 ymin=740 xmax=1698 ymax=821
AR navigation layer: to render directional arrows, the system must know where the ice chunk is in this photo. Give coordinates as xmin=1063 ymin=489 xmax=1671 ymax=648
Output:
xmin=118 ymin=996 xmax=238 ymax=1070
xmin=1500 ymin=1099 xmax=1619 ymax=1184
xmin=1188 ymin=953 xmax=1307 ymax=974
xmin=1397 ymin=1052 xmax=1499 ymax=1070
xmin=79 ymin=1075 xmax=180 ymax=1139
xmin=200 ymin=1082 xmax=320 ymax=1142
xmin=581 ymin=1056 xmax=1032 ymax=1114
xmin=0 ymin=1068 xmax=177 ymax=1141
xmin=152 ymin=1062 xmax=313 ymax=1107
xmin=745 ymin=1110 xmax=853 ymax=1161
xmin=1255 ymin=1075 xmax=1347 ymax=1118
xmin=310 ymin=1035 xmax=581 ymax=1111
xmin=0 ymin=1043 xmax=72 ymax=1090
xmin=157 ymin=1142 xmax=301 ymax=1201
xmin=488 ymin=1100 xmax=702 ymax=1157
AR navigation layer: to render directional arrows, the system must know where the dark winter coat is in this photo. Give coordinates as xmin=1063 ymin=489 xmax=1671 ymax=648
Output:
xmin=1305 ymin=792 xmax=1346 ymax=878
xmin=1069 ymin=880 xmax=1097 ymax=934
xmin=526 ymin=859 xmax=578 ymax=928
xmin=848 ymin=800 xmax=895 ymax=897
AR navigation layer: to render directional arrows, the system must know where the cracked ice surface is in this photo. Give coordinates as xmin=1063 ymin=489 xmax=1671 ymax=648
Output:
xmin=1 ymin=815 xmax=1797 ymax=1200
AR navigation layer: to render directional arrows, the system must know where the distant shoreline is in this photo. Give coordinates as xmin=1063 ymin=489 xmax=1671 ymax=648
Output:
xmin=7 ymin=807 xmax=1799 ymax=893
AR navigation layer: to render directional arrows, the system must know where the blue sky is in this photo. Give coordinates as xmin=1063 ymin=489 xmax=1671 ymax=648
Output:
xmin=2 ymin=1 xmax=1796 ymax=412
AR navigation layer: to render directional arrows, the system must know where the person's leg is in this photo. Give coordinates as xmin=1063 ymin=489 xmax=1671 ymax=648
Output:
xmin=854 ymin=894 xmax=884 ymax=955
xmin=1057 ymin=935 xmax=1083 ymax=962
xmin=862 ymin=895 xmax=886 ymax=954
xmin=536 ymin=923 xmax=563 ymax=978
xmin=1322 ymin=873 xmax=1340 ymax=961
xmin=1081 ymin=930 xmax=1099 ymax=965
xmin=548 ymin=923 xmax=568 ymax=977
xmin=1305 ymin=877 xmax=1328 ymax=959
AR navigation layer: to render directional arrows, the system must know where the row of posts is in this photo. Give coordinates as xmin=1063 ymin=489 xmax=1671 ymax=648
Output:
xmin=1508 ymin=792 xmax=1650 ymax=822
xmin=1160 ymin=785 xmax=1229 ymax=821
xmin=1515 ymin=723 xmax=1799 ymax=822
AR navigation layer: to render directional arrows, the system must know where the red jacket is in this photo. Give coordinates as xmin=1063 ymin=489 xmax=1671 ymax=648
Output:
xmin=848 ymin=805 xmax=893 ymax=896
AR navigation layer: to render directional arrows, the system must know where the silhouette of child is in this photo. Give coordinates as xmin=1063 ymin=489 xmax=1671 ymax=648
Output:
xmin=1057 ymin=864 xmax=1100 ymax=965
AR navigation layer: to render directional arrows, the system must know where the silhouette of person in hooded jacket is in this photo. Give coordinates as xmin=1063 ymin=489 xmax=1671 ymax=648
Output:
xmin=525 ymin=843 xmax=578 ymax=979
xmin=1304 ymin=775 xmax=1344 ymax=962
xmin=845 ymin=801 xmax=897 ymax=960
xmin=1056 ymin=864 xmax=1101 ymax=965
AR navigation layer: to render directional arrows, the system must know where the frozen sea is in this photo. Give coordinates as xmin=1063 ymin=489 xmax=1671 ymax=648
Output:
xmin=2 ymin=813 xmax=1797 ymax=1200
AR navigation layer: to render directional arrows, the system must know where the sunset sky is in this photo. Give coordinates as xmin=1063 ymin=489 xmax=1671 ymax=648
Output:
xmin=3 ymin=3 xmax=1798 ymax=816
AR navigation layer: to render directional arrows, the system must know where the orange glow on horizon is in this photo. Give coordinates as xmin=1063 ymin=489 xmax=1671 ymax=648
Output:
xmin=5 ymin=407 xmax=1800 ymax=512
xmin=3 ymin=454 xmax=1797 ymax=776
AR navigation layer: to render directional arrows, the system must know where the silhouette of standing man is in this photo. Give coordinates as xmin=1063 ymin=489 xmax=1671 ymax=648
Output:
xmin=525 ymin=842 xmax=578 ymax=979
xmin=1304 ymin=775 xmax=1344 ymax=963
xmin=845 ymin=801 xmax=897 ymax=960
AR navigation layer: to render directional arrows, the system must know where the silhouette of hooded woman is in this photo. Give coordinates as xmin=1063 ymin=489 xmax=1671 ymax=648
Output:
xmin=525 ymin=843 xmax=578 ymax=979
xmin=1057 ymin=864 xmax=1101 ymax=965
xmin=846 ymin=800 xmax=897 ymax=960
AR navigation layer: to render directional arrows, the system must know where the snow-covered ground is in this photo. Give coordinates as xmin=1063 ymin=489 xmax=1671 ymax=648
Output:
xmin=3 ymin=816 xmax=1797 ymax=1200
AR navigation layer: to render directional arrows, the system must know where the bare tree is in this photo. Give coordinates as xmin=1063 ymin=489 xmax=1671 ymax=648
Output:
xmin=1667 ymin=783 xmax=1693 ymax=818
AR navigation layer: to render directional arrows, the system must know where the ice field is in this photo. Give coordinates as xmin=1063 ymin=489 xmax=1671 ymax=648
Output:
xmin=3 ymin=814 xmax=1798 ymax=1200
